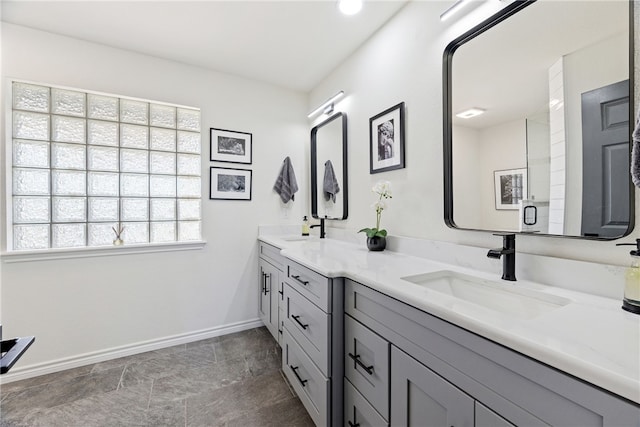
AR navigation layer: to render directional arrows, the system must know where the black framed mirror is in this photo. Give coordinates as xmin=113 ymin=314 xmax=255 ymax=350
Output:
xmin=311 ymin=112 xmax=348 ymax=220
xmin=443 ymin=0 xmax=634 ymax=240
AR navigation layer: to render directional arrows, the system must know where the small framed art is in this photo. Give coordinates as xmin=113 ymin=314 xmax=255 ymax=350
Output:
xmin=210 ymin=167 xmax=252 ymax=201
xmin=494 ymin=168 xmax=527 ymax=210
xmin=210 ymin=128 xmax=252 ymax=164
xmin=369 ymin=102 xmax=405 ymax=174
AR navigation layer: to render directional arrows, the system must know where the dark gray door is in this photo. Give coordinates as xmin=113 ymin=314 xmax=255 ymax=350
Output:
xmin=581 ymin=79 xmax=630 ymax=238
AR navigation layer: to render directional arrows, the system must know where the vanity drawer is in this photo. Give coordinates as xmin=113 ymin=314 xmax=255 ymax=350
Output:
xmin=345 ymin=314 xmax=390 ymax=420
xmin=283 ymin=328 xmax=329 ymax=427
xmin=286 ymin=260 xmax=331 ymax=312
xmin=259 ymin=242 xmax=285 ymax=270
xmin=344 ymin=378 xmax=389 ymax=427
xmin=285 ymin=283 xmax=330 ymax=375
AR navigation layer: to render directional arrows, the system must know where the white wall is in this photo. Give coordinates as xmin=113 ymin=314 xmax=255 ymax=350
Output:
xmin=478 ymin=119 xmax=527 ymax=231
xmin=0 ymin=23 xmax=309 ymax=373
xmin=310 ymin=0 xmax=639 ymax=267
xmin=453 ymin=120 xmax=526 ymax=231
xmin=451 ymin=125 xmax=481 ymax=228
xmin=526 ymin=112 xmax=551 ymax=203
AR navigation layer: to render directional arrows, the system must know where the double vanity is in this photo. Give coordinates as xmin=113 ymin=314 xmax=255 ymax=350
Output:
xmin=258 ymin=0 xmax=640 ymax=424
xmin=258 ymin=234 xmax=640 ymax=427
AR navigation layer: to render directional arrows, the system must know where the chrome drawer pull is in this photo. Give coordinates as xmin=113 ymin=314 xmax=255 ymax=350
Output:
xmin=289 ymin=365 xmax=308 ymax=387
xmin=290 ymin=275 xmax=309 ymax=286
xmin=348 ymin=352 xmax=374 ymax=375
xmin=291 ymin=314 xmax=309 ymax=330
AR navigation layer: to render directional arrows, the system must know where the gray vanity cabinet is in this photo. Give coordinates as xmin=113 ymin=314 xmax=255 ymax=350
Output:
xmin=390 ymin=346 xmax=474 ymax=427
xmin=345 ymin=279 xmax=640 ymax=427
xmin=258 ymin=242 xmax=285 ymax=344
xmin=475 ymin=402 xmax=515 ymax=427
xmin=344 ymin=378 xmax=388 ymax=427
xmin=344 ymin=315 xmax=389 ymax=420
xmin=282 ymin=259 xmax=343 ymax=427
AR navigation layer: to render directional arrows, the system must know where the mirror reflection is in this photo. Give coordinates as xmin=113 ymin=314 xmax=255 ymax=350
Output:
xmin=311 ymin=112 xmax=348 ymax=220
xmin=445 ymin=0 xmax=633 ymax=239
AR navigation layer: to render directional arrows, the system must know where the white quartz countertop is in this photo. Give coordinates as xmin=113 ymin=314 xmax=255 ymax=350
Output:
xmin=259 ymin=235 xmax=640 ymax=405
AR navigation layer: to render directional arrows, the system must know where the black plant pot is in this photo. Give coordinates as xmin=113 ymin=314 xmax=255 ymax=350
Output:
xmin=366 ymin=236 xmax=386 ymax=252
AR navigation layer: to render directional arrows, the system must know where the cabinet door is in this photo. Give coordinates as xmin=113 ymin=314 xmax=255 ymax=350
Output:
xmin=475 ymin=402 xmax=515 ymax=427
xmin=390 ymin=346 xmax=474 ymax=427
xmin=258 ymin=260 xmax=270 ymax=325
xmin=258 ymin=260 xmax=278 ymax=339
xmin=270 ymin=269 xmax=279 ymax=338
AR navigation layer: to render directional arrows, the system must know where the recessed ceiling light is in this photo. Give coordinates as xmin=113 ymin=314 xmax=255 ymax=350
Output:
xmin=456 ymin=108 xmax=486 ymax=119
xmin=338 ymin=0 xmax=363 ymax=16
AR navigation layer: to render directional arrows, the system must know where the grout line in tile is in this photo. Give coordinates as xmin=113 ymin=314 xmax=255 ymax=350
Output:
xmin=146 ymin=378 xmax=154 ymax=411
xmin=116 ymin=365 xmax=126 ymax=390
xmin=184 ymin=398 xmax=188 ymax=427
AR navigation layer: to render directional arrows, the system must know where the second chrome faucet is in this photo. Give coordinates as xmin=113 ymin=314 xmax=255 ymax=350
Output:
xmin=487 ymin=233 xmax=516 ymax=281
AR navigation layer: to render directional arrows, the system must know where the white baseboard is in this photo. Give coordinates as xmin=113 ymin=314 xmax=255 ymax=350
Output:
xmin=0 ymin=318 xmax=265 ymax=384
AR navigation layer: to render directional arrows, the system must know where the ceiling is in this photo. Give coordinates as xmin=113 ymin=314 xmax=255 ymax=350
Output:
xmin=452 ymin=0 xmax=629 ymax=130
xmin=1 ymin=0 xmax=408 ymax=92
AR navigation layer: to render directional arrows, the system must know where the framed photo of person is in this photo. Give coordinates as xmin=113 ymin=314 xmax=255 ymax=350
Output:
xmin=369 ymin=102 xmax=405 ymax=174
xmin=494 ymin=168 xmax=527 ymax=210
xmin=210 ymin=128 xmax=252 ymax=164
xmin=210 ymin=167 xmax=252 ymax=201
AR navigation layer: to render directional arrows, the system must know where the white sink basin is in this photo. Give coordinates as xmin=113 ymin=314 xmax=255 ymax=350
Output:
xmin=400 ymin=270 xmax=571 ymax=320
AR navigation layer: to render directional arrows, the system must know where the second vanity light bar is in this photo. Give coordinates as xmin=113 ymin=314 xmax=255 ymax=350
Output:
xmin=440 ymin=0 xmax=474 ymax=21
xmin=307 ymin=91 xmax=345 ymax=118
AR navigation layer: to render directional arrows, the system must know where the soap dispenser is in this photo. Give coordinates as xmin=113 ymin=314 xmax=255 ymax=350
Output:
xmin=302 ymin=216 xmax=310 ymax=236
xmin=615 ymin=239 xmax=640 ymax=315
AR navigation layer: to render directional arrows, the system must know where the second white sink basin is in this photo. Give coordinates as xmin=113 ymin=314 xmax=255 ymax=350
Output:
xmin=401 ymin=270 xmax=571 ymax=320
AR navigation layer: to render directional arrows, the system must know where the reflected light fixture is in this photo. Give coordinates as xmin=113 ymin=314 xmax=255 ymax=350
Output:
xmin=338 ymin=0 xmax=363 ymax=15
xmin=440 ymin=0 xmax=473 ymax=21
xmin=307 ymin=91 xmax=345 ymax=118
xmin=456 ymin=107 xmax=486 ymax=119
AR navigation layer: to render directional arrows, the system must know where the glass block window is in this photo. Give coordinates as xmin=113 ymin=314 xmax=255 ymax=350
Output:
xmin=9 ymin=81 xmax=202 ymax=251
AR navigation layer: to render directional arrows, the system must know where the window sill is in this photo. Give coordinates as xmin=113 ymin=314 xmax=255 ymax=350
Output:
xmin=1 ymin=241 xmax=207 ymax=263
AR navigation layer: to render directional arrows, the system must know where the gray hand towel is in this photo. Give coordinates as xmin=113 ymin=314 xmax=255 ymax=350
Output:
xmin=273 ymin=156 xmax=298 ymax=203
xmin=323 ymin=160 xmax=340 ymax=203
xmin=632 ymin=109 xmax=640 ymax=187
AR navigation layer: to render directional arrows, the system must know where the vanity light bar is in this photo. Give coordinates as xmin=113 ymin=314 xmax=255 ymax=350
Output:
xmin=307 ymin=91 xmax=345 ymax=118
xmin=456 ymin=107 xmax=486 ymax=119
xmin=440 ymin=0 xmax=474 ymax=22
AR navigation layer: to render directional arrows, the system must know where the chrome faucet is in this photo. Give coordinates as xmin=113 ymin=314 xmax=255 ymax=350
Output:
xmin=310 ymin=217 xmax=325 ymax=239
xmin=487 ymin=233 xmax=516 ymax=281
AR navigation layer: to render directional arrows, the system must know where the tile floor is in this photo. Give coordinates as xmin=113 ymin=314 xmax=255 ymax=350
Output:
xmin=0 ymin=327 xmax=314 ymax=427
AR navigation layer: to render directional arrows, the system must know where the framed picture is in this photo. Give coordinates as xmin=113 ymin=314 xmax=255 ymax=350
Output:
xmin=210 ymin=128 xmax=252 ymax=164
xmin=494 ymin=168 xmax=527 ymax=210
xmin=210 ymin=167 xmax=252 ymax=201
xmin=369 ymin=102 xmax=405 ymax=174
